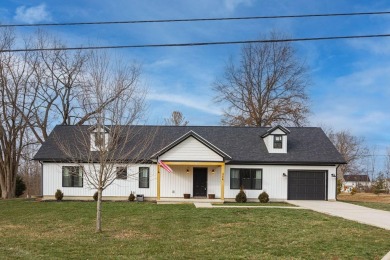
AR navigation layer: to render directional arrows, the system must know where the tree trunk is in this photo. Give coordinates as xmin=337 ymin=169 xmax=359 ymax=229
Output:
xmin=96 ymin=188 xmax=103 ymax=232
xmin=0 ymin=168 xmax=16 ymax=199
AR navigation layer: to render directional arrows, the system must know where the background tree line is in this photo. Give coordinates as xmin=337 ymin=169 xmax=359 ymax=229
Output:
xmin=0 ymin=28 xmax=146 ymax=199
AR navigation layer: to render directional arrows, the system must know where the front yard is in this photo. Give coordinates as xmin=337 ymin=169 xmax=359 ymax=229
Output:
xmin=338 ymin=192 xmax=390 ymax=211
xmin=0 ymin=199 xmax=389 ymax=259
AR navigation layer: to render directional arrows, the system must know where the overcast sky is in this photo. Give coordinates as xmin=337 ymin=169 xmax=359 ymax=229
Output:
xmin=1 ymin=0 xmax=390 ymax=169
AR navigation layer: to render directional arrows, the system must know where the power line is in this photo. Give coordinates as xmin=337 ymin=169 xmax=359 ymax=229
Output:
xmin=1 ymin=11 xmax=390 ymax=28
xmin=2 ymin=33 xmax=390 ymax=53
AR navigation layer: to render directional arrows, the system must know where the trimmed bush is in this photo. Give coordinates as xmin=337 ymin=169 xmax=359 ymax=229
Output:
xmin=128 ymin=192 xmax=135 ymax=202
xmin=350 ymin=187 xmax=357 ymax=195
xmin=373 ymin=175 xmax=386 ymax=194
xmin=235 ymin=186 xmax=247 ymax=203
xmin=55 ymin=189 xmax=64 ymax=201
xmin=93 ymin=191 xmax=98 ymax=201
xmin=258 ymin=191 xmax=269 ymax=203
xmin=15 ymin=175 xmax=26 ymax=197
xmin=336 ymin=179 xmax=342 ymax=195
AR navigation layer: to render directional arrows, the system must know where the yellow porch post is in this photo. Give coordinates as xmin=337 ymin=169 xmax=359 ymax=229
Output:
xmin=157 ymin=163 xmax=161 ymax=200
xmin=220 ymin=162 xmax=225 ymax=200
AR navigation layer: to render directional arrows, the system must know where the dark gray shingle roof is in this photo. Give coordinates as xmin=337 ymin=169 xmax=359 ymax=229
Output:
xmin=34 ymin=125 xmax=346 ymax=165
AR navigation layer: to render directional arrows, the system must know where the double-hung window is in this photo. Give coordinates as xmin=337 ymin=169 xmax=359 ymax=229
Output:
xmin=230 ymin=168 xmax=262 ymax=190
xmin=139 ymin=167 xmax=149 ymax=188
xmin=62 ymin=166 xmax=83 ymax=187
xmin=274 ymin=135 xmax=283 ymax=149
xmin=95 ymin=132 xmax=104 ymax=147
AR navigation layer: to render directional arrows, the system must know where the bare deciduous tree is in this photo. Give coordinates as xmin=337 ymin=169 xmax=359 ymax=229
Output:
xmin=326 ymin=129 xmax=367 ymax=179
xmin=214 ymin=31 xmax=309 ymax=127
xmin=384 ymin=148 xmax=390 ymax=193
xmin=0 ymin=29 xmax=150 ymax=199
xmin=0 ymin=28 xmax=36 ymax=198
xmin=19 ymin=31 xmax=145 ymax=144
xmin=26 ymin=30 xmax=89 ymax=142
xmin=19 ymin=132 xmax=42 ymax=197
xmin=366 ymin=146 xmax=378 ymax=185
xmin=55 ymin=51 xmax=151 ymax=232
xmin=164 ymin=111 xmax=189 ymax=126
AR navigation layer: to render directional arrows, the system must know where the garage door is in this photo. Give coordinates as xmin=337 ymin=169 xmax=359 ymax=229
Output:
xmin=288 ymin=171 xmax=327 ymax=200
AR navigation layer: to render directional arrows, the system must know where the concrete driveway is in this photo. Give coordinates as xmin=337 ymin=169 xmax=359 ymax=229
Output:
xmin=289 ymin=200 xmax=390 ymax=231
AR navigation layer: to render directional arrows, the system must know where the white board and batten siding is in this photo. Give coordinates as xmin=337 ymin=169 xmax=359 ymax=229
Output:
xmin=159 ymin=166 xmax=221 ymax=198
xmin=159 ymin=136 xmax=223 ymax=162
xmin=42 ymin=163 xmax=337 ymax=200
xmin=158 ymin=136 xmax=223 ymax=197
xmin=42 ymin=162 xmax=157 ymax=199
xmin=224 ymin=165 xmax=337 ymax=201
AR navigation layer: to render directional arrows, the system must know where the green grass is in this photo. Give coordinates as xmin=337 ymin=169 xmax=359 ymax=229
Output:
xmin=345 ymin=201 xmax=390 ymax=212
xmin=0 ymin=200 xmax=389 ymax=259
xmin=213 ymin=202 xmax=296 ymax=207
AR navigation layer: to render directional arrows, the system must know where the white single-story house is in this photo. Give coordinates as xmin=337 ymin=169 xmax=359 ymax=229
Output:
xmin=342 ymin=174 xmax=371 ymax=193
xmin=34 ymin=125 xmax=345 ymax=201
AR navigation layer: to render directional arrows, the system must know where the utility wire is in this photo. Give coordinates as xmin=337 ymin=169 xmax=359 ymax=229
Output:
xmin=1 ymin=33 xmax=390 ymax=53
xmin=1 ymin=11 xmax=390 ymax=27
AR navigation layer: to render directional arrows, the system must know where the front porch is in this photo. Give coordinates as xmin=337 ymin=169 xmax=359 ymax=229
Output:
xmin=157 ymin=161 xmax=226 ymax=201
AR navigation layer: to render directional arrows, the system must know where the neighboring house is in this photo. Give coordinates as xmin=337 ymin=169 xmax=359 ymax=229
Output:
xmin=34 ymin=125 xmax=345 ymax=201
xmin=342 ymin=175 xmax=371 ymax=192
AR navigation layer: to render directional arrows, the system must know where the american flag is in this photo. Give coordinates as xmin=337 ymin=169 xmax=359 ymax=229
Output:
xmin=158 ymin=160 xmax=173 ymax=173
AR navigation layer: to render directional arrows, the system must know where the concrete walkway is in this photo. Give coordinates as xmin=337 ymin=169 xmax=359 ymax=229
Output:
xmin=288 ymin=200 xmax=390 ymax=231
xmin=194 ymin=202 xmax=213 ymax=208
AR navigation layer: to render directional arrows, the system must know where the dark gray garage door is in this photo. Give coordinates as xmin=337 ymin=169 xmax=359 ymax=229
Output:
xmin=288 ymin=171 xmax=327 ymax=200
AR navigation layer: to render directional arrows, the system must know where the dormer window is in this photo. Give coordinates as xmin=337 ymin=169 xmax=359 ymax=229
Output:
xmin=261 ymin=126 xmax=289 ymax=153
xmin=95 ymin=132 xmax=104 ymax=147
xmin=90 ymin=125 xmax=110 ymax=151
xmin=274 ymin=135 xmax=283 ymax=149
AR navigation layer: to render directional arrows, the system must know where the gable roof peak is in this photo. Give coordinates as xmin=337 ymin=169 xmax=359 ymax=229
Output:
xmin=261 ymin=125 xmax=290 ymax=138
xmin=88 ymin=124 xmax=110 ymax=133
xmin=151 ymin=130 xmax=232 ymax=160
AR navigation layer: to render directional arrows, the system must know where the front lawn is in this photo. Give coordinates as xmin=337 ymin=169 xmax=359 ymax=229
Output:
xmin=344 ymin=201 xmax=390 ymax=212
xmin=338 ymin=193 xmax=390 ymax=212
xmin=0 ymin=199 xmax=389 ymax=259
xmin=338 ymin=192 xmax=390 ymax=203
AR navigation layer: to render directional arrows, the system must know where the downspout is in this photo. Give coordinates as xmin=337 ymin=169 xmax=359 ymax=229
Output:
xmin=335 ymin=164 xmax=341 ymax=201
xmin=39 ymin=161 xmax=43 ymax=197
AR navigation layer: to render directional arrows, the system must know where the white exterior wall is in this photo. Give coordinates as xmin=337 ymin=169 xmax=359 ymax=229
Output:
xmin=43 ymin=162 xmax=337 ymax=200
xmin=159 ymin=137 xmax=223 ymax=161
xmin=224 ymin=164 xmax=337 ymax=201
xmin=42 ymin=162 xmax=221 ymax=199
xmin=263 ymin=129 xmax=288 ymax=154
xmin=42 ymin=162 xmax=157 ymax=198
